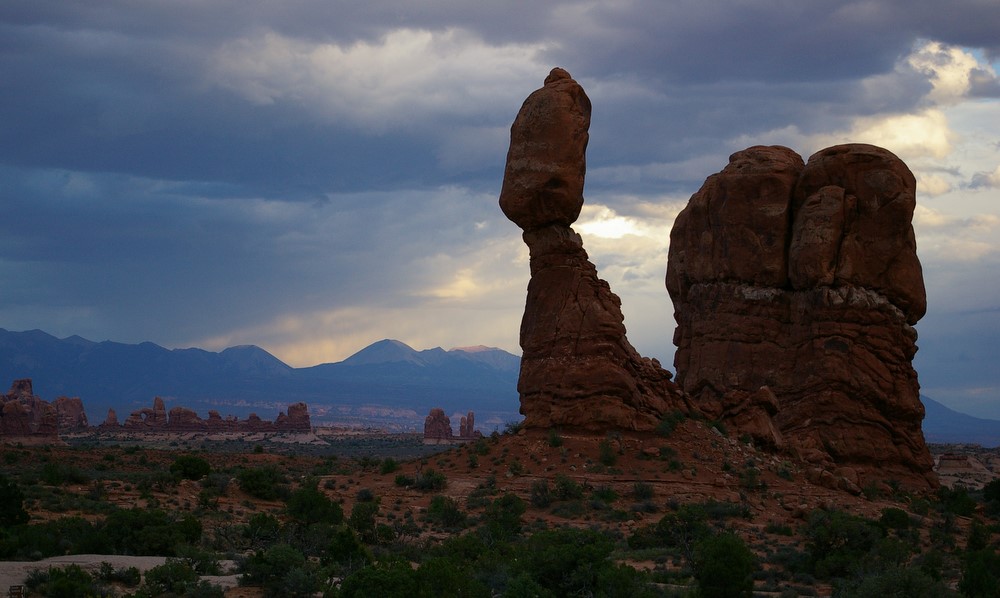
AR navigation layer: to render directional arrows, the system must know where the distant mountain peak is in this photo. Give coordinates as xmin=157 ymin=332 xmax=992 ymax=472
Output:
xmin=451 ymin=345 xmax=497 ymax=353
xmin=341 ymin=339 xmax=422 ymax=366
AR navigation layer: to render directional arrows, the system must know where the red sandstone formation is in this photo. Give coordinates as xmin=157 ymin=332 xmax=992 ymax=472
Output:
xmin=53 ymin=396 xmax=88 ymax=432
xmin=423 ymin=408 xmax=453 ymax=444
xmin=667 ymin=144 xmax=935 ymax=489
xmin=116 ymin=397 xmax=310 ymax=433
xmin=458 ymin=411 xmax=481 ymax=440
xmin=0 ymin=379 xmax=60 ymax=439
xmin=100 ymin=408 xmax=120 ymax=429
xmin=500 ymin=68 xmax=689 ymax=431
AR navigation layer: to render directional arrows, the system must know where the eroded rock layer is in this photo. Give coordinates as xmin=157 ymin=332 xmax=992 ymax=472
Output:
xmin=667 ymin=144 xmax=935 ymax=488
xmin=501 ymin=68 xmax=688 ymax=431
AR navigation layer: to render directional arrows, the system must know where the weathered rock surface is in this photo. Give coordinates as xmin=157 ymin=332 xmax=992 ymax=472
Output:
xmin=53 ymin=396 xmax=89 ymax=432
xmin=667 ymin=144 xmax=935 ymax=488
xmin=458 ymin=411 xmax=481 ymax=440
xmin=0 ymin=379 xmax=59 ymax=439
xmin=100 ymin=408 xmax=120 ymax=429
xmin=117 ymin=397 xmax=310 ymax=433
xmin=423 ymin=408 xmax=453 ymax=444
xmin=500 ymin=68 xmax=689 ymax=431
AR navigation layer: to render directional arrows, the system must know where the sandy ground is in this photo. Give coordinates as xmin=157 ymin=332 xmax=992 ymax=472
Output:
xmin=0 ymin=555 xmax=240 ymax=593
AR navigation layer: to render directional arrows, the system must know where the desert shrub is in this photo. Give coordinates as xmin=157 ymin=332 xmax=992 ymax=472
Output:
xmin=242 ymin=512 xmax=282 ymax=549
xmin=960 ymin=549 xmax=1000 ymax=598
xmin=426 ymin=495 xmax=467 ymax=529
xmin=237 ymin=466 xmax=288 ymax=500
xmin=652 ymin=503 xmax=711 ymax=560
xmin=552 ymin=474 xmax=583 ymax=501
xmin=413 ymin=468 xmax=447 ymax=491
xmin=984 ymin=479 xmax=1000 ymax=503
xmin=480 ymin=493 xmax=526 ymax=545
xmin=97 ymin=561 xmax=142 ymax=587
xmin=140 ymin=558 xmax=201 ymax=595
xmin=937 ymin=486 xmax=976 ymax=517
xmin=286 ymin=480 xmax=343 ymax=525
xmin=240 ymin=543 xmax=316 ymax=597
xmin=592 ymin=485 xmax=618 ymax=503
xmin=40 ymin=462 xmax=89 ymax=486
xmin=394 ymin=473 xmax=415 ymax=487
xmin=379 ymin=457 xmax=400 ymax=474
xmin=804 ymin=509 xmax=883 ymax=579
xmin=170 ymin=454 xmax=212 ymax=480
xmin=547 ymin=429 xmax=564 ymax=447
xmin=24 ymin=564 xmax=103 ymax=597
xmin=521 ymin=527 xmax=630 ymax=596
xmin=878 ymin=507 xmax=911 ymax=531
xmin=657 ymin=411 xmax=687 ymax=437
xmin=632 ymin=481 xmax=654 ymax=500
xmin=837 ymin=564 xmax=955 ymax=597
xmin=414 ymin=557 xmax=491 ymax=597
xmin=598 ymin=439 xmax=617 ymax=466
xmin=89 ymin=508 xmax=201 ymax=556
xmin=693 ymin=532 xmax=756 ymax=598
xmin=323 ymin=526 xmax=371 ymax=574
xmin=175 ymin=543 xmax=222 ymax=575
xmin=349 ymin=501 xmax=380 ymax=543
xmin=530 ymin=480 xmax=552 ymax=508
xmin=338 ymin=561 xmax=417 ymax=597
xmin=0 ymin=473 xmax=28 ymax=527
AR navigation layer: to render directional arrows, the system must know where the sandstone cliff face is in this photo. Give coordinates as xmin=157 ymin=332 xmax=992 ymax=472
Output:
xmin=667 ymin=144 xmax=935 ymax=488
xmin=500 ymin=68 xmax=689 ymax=431
xmin=423 ymin=408 xmax=452 ymax=444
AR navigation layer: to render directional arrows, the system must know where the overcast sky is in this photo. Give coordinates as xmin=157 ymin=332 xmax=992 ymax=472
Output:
xmin=2 ymin=1 xmax=999 ymax=417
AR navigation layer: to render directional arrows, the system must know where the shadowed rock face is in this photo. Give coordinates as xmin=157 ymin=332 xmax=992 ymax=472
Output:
xmin=667 ymin=144 xmax=935 ymax=488
xmin=501 ymin=68 xmax=688 ymax=431
xmin=0 ymin=379 xmax=59 ymax=438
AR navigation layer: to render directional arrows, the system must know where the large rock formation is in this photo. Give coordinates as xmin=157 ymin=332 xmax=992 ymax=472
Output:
xmin=52 ymin=396 xmax=89 ymax=432
xmin=667 ymin=144 xmax=935 ymax=488
xmin=0 ymin=379 xmax=60 ymax=439
xmin=423 ymin=408 xmax=453 ymax=444
xmin=500 ymin=68 xmax=689 ymax=431
xmin=116 ymin=397 xmax=311 ymax=433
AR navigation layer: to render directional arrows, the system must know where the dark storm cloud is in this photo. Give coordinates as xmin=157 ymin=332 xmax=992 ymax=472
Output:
xmin=1 ymin=0 xmax=998 ymax=419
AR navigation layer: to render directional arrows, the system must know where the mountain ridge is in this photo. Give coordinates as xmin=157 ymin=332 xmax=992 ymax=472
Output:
xmin=0 ymin=328 xmax=521 ymax=428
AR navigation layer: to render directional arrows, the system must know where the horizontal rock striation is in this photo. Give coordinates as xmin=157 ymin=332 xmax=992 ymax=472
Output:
xmin=500 ymin=68 xmax=689 ymax=431
xmin=667 ymin=144 xmax=935 ymax=488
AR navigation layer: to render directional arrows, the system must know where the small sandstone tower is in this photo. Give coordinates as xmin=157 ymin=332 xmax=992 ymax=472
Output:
xmin=500 ymin=68 xmax=687 ymax=431
xmin=667 ymin=144 xmax=935 ymax=488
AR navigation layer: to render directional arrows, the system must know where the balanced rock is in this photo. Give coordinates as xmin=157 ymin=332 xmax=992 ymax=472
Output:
xmin=667 ymin=144 xmax=935 ymax=488
xmin=500 ymin=68 xmax=689 ymax=431
xmin=100 ymin=408 xmax=120 ymax=429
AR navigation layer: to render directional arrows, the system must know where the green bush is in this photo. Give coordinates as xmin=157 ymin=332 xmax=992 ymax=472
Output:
xmin=413 ymin=468 xmax=447 ymax=491
xmin=170 ymin=454 xmax=212 ymax=480
xmin=237 ymin=466 xmax=288 ymax=500
xmin=0 ymin=473 xmax=28 ymax=527
xmin=379 ymin=458 xmax=400 ymax=474
xmin=960 ymin=549 xmax=1000 ymax=598
xmin=530 ymin=480 xmax=552 ymax=508
xmin=286 ymin=479 xmax=343 ymax=525
xmin=693 ymin=532 xmax=756 ymax=598
xmin=836 ymin=564 xmax=954 ymax=597
xmin=24 ymin=564 xmax=103 ymax=597
xmin=879 ymin=507 xmax=911 ymax=531
xmin=598 ymin=439 xmax=617 ymax=466
xmin=426 ymin=495 xmax=467 ymax=528
xmin=804 ymin=509 xmax=883 ymax=579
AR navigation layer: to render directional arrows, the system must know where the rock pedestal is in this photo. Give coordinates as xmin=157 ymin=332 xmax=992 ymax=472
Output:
xmin=500 ymin=68 xmax=688 ymax=431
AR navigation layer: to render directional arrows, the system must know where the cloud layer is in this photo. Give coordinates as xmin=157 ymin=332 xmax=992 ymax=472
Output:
xmin=2 ymin=0 xmax=999 ymax=417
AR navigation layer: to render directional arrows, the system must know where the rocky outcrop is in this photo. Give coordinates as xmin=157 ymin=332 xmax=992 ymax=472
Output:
xmin=116 ymin=397 xmax=310 ymax=433
xmin=500 ymin=68 xmax=689 ymax=431
xmin=0 ymin=379 xmax=59 ymax=439
xmin=458 ymin=411 xmax=481 ymax=440
xmin=100 ymin=408 xmax=120 ymax=429
xmin=423 ymin=408 xmax=453 ymax=444
xmin=667 ymin=144 xmax=935 ymax=488
xmin=52 ymin=396 xmax=88 ymax=432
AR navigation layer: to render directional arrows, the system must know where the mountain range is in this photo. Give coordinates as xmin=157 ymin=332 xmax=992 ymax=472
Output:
xmin=2 ymin=328 xmax=998 ymax=444
xmin=0 ymin=329 xmax=521 ymax=431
